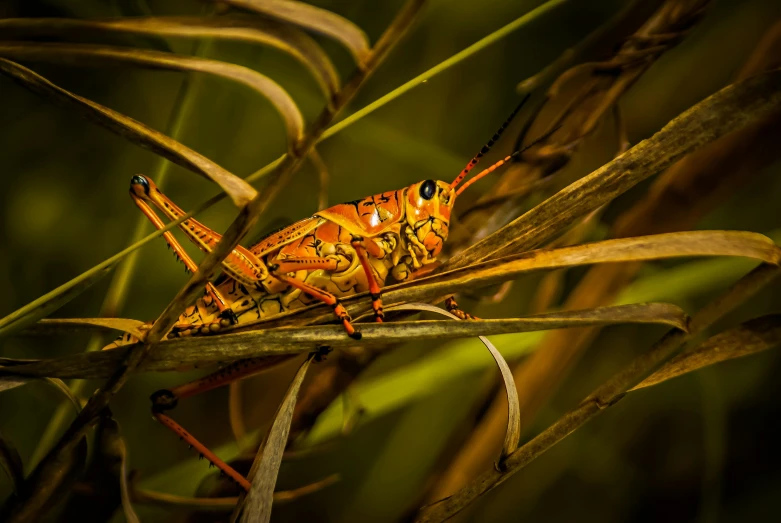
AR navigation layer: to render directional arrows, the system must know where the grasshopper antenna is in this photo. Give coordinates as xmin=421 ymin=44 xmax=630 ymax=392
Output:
xmin=450 ymin=93 xmax=531 ymax=190
xmin=454 ymin=122 xmax=563 ymax=196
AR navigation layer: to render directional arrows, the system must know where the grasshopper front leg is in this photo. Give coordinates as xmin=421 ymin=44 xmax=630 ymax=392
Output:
xmin=268 ymin=256 xmax=363 ymax=339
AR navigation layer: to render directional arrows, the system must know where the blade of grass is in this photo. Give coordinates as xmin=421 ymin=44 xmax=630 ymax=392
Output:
xmin=0 ymin=15 xmax=340 ymax=100
xmin=2 ymin=303 xmax=689 ymax=379
xmin=20 ymin=318 xmax=147 ymax=338
xmin=236 ymin=355 xmax=314 ymax=523
xmin=0 ymin=58 xmax=257 ymax=206
xmin=230 ymin=230 xmax=781 ymax=331
xmin=632 ymin=314 xmax=781 ymax=390
xmin=391 ymin=303 xmax=521 ymax=458
xmin=223 ymin=0 xmax=370 ymax=66
xmin=0 ymin=43 xmax=304 ymax=152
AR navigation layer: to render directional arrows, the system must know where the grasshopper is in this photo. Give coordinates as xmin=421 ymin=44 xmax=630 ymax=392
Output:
xmin=105 ymin=98 xmax=530 ymax=490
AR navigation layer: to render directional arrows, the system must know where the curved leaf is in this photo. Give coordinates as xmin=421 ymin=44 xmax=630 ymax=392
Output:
xmin=391 ymin=303 xmax=521 ymax=458
xmin=237 ymin=355 xmax=313 ymax=523
xmin=0 ymin=16 xmax=340 ymax=100
xmin=22 ymin=318 xmax=146 ymax=338
xmin=0 ymin=59 xmax=256 ymax=205
xmin=224 ymin=0 xmax=370 ymax=66
xmin=0 ymin=43 xmax=304 ymax=151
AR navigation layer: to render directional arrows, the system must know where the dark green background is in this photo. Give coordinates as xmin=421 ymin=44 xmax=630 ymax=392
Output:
xmin=1 ymin=0 xmax=781 ymax=521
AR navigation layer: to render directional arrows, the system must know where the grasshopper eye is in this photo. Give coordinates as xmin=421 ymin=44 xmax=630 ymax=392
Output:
xmin=131 ymin=175 xmax=150 ymax=193
xmin=420 ymin=179 xmax=436 ymax=200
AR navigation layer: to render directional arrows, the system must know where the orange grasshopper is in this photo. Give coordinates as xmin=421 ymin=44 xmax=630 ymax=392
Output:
xmin=105 ymin=97 xmax=531 ymax=490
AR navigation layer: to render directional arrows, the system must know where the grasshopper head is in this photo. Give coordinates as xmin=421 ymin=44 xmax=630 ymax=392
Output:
xmin=404 ymin=179 xmax=455 ymax=260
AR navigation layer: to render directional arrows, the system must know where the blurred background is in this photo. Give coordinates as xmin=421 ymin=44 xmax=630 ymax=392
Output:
xmin=1 ymin=0 xmax=781 ymax=521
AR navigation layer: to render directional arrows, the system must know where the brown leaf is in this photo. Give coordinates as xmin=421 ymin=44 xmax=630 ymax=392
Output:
xmin=1 ymin=303 xmax=689 ymax=379
xmin=0 ymin=59 xmax=257 ymax=207
xmin=0 ymin=15 xmax=340 ymax=100
xmin=224 ymin=0 xmax=370 ymax=66
xmin=216 ymin=231 xmax=779 ymax=332
xmin=390 ymin=303 xmax=522 ymax=458
xmin=632 ymin=314 xmax=781 ymax=390
xmin=236 ymin=355 xmax=314 ymax=523
xmin=22 ymin=318 xmax=146 ymax=339
xmin=0 ymin=43 xmax=304 ymax=152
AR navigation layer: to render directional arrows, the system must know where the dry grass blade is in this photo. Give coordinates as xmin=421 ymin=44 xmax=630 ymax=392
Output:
xmin=0 ymin=266 xmax=111 ymax=339
xmin=206 ymin=231 xmax=778 ymax=333
xmin=21 ymin=318 xmax=146 ymax=338
xmin=236 ymin=355 xmax=314 ymax=523
xmin=0 ymin=16 xmax=340 ymax=100
xmin=391 ymin=303 xmax=521 ymax=458
xmin=2 ymin=303 xmax=689 ymax=379
xmin=0 ymin=43 xmax=304 ymax=151
xmin=357 ymin=231 xmax=780 ymax=321
xmin=632 ymin=314 xmax=781 ymax=390
xmin=448 ymin=69 xmax=781 ymax=268
xmin=224 ymin=0 xmax=370 ymax=66
xmin=0 ymin=59 xmax=256 ymax=207
xmin=0 ymin=429 xmax=24 ymax=494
